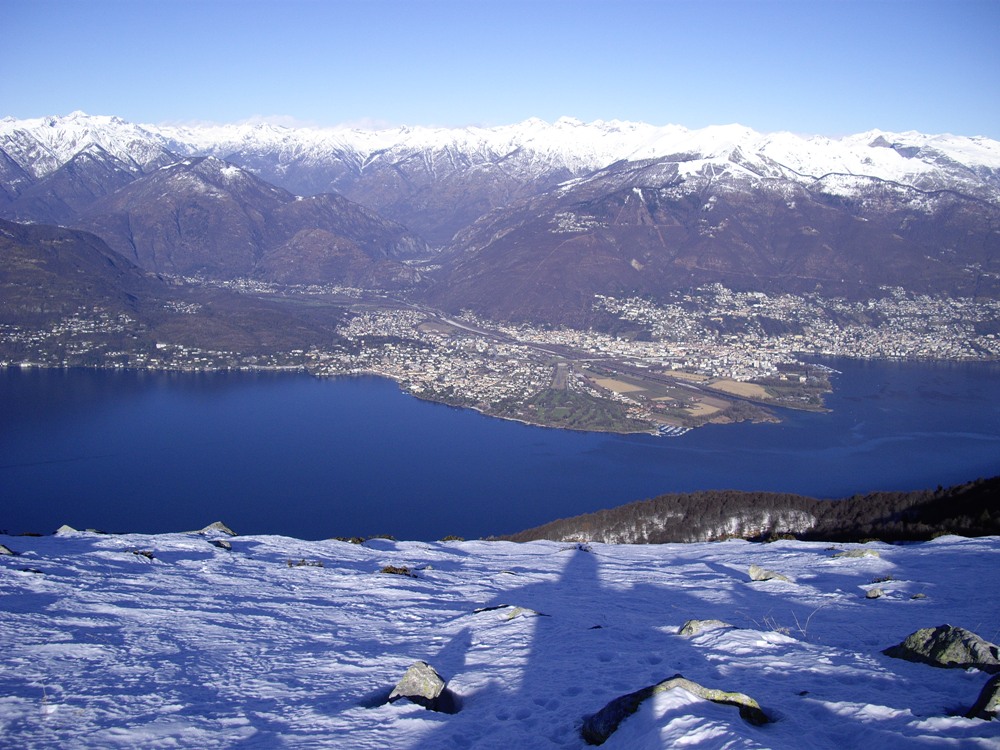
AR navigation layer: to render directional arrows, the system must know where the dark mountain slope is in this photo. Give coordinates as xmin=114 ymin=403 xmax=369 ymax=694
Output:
xmin=77 ymin=157 xmax=430 ymax=285
xmin=0 ymin=218 xmax=154 ymax=321
xmin=0 ymin=149 xmax=33 ymax=208
xmin=0 ymin=218 xmax=349 ymax=357
xmin=1 ymin=144 xmax=151 ymax=225
xmin=429 ymin=158 xmax=1000 ymax=324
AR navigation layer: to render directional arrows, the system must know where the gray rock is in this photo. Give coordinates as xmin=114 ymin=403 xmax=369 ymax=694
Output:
xmin=210 ymin=539 xmax=232 ymax=550
xmin=54 ymin=524 xmax=77 ymax=534
xmin=581 ymin=673 xmax=768 ymax=745
xmin=473 ymin=604 xmax=547 ymax=621
xmin=966 ymin=674 xmax=1000 ymax=720
xmin=883 ymin=625 xmax=1000 ymax=673
xmin=679 ymin=619 xmax=733 ymax=636
xmin=388 ymin=661 xmax=457 ymax=712
xmin=833 ymin=548 xmax=881 ymax=558
xmin=200 ymin=521 xmax=236 ymax=537
xmin=748 ymin=564 xmax=790 ymax=583
xmin=0 ymin=544 xmax=16 ymax=556
xmin=866 ymin=588 xmax=885 ymax=599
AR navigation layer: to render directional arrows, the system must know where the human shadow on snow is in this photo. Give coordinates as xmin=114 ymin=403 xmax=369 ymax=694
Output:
xmin=395 ymin=544 xmax=763 ymax=748
xmin=391 ymin=543 xmax=975 ymax=749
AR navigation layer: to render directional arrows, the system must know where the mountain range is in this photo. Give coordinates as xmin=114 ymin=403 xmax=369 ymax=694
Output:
xmin=2 ymin=112 xmax=999 ymax=324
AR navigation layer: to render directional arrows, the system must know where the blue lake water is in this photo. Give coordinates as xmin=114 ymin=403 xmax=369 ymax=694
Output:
xmin=2 ymin=359 xmax=999 ymax=540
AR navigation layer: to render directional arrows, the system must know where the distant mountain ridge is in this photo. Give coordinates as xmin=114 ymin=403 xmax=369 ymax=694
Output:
xmin=2 ymin=112 xmax=999 ymax=323
xmin=5 ymin=112 xmax=999 ymax=241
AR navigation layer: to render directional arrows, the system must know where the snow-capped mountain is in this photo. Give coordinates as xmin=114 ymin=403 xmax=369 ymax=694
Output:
xmin=2 ymin=113 xmax=999 ymax=320
xmin=3 ymin=112 xmax=998 ymax=245
xmin=0 ymin=112 xmax=176 ymax=179
xmin=147 ymin=115 xmax=1000 ymax=204
xmin=8 ymin=112 xmax=999 ymax=188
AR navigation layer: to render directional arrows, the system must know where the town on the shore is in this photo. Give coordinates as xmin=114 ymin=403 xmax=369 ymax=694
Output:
xmin=3 ymin=280 xmax=998 ymax=434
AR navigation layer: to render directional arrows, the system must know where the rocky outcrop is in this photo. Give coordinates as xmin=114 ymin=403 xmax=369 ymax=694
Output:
xmin=966 ymin=674 xmax=1000 ymax=720
xmin=883 ymin=625 xmax=1000 ymax=672
xmin=581 ymin=673 xmax=768 ymax=745
xmin=200 ymin=521 xmax=237 ymax=537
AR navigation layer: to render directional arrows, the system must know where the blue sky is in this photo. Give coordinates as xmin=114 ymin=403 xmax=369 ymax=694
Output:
xmin=4 ymin=0 xmax=998 ymax=137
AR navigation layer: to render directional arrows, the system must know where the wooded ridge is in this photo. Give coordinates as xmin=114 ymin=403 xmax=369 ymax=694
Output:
xmin=497 ymin=476 xmax=1000 ymax=544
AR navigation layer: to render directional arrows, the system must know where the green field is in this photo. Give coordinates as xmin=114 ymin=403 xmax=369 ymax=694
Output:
xmin=507 ymin=388 xmax=653 ymax=433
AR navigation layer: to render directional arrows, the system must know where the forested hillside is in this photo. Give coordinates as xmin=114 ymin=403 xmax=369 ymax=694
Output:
xmin=499 ymin=477 xmax=1000 ymax=544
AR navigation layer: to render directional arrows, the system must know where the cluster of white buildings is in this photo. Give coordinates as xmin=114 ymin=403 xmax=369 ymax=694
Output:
xmin=595 ymin=286 xmax=1000 ymax=367
xmin=310 ymin=310 xmax=553 ymax=409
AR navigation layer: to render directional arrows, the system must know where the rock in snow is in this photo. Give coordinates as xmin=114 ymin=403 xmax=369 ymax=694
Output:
xmin=747 ymin=563 xmax=791 ymax=582
xmin=678 ymin=619 xmax=734 ymax=636
xmin=967 ymin=674 xmax=1000 ymax=720
xmin=199 ymin=521 xmax=237 ymax=537
xmin=581 ymin=673 xmax=768 ymax=745
xmin=1 ymin=532 xmax=998 ymax=748
xmin=833 ymin=548 xmax=882 ymax=559
xmin=883 ymin=624 xmax=1000 ymax=672
xmin=387 ymin=660 xmax=456 ymax=712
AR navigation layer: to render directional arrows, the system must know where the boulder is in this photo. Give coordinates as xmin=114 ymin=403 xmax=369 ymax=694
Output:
xmin=0 ymin=544 xmax=16 ymax=556
xmin=210 ymin=539 xmax=232 ymax=550
xmin=200 ymin=521 xmax=236 ymax=537
xmin=388 ymin=660 xmax=457 ymax=713
xmin=581 ymin=673 xmax=768 ymax=745
xmin=748 ymin=564 xmax=790 ymax=583
xmin=679 ymin=619 xmax=733 ymax=636
xmin=883 ymin=625 xmax=1000 ymax=673
xmin=966 ymin=674 xmax=1000 ymax=720
xmin=473 ymin=604 xmax=547 ymax=621
xmin=833 ymin=548 xmax=881 ymax=559
xmin=865 ymin=588 xmax=885 ymax=599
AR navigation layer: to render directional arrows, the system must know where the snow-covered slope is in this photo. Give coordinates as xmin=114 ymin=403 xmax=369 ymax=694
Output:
xmin=2 ymin=530 xmax=998 ymax=748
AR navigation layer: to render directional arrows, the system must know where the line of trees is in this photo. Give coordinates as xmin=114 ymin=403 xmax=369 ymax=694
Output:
xmin=497 ymin=476 xmax=1000 ymax=544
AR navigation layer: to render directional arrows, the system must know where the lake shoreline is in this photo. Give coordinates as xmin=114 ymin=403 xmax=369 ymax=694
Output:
xmin=4 ymin=359 xmax=999 ymax=541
